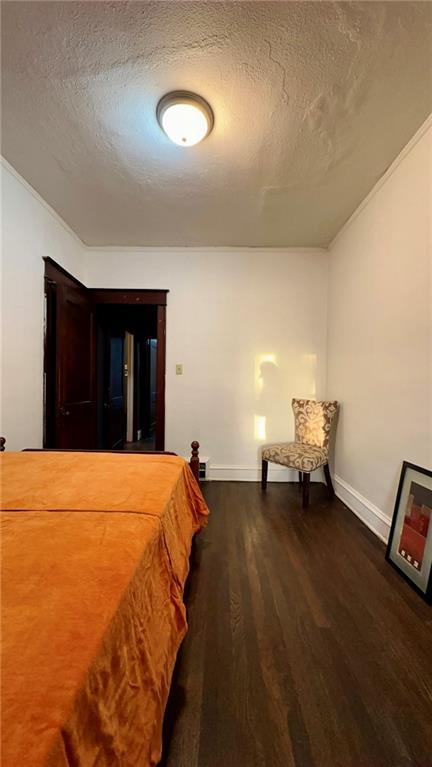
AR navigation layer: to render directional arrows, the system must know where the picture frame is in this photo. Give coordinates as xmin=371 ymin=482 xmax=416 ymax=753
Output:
xmin=386 ymin=461 xmax=432 ymax=604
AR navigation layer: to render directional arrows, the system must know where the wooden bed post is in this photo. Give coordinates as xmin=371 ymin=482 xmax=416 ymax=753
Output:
xmin=190 ymin=441 xmax=200 ymax=483
xmin=0 ymin=437 xmax=5 ymax=452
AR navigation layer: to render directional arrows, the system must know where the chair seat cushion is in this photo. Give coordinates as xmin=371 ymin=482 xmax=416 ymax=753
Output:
xmin=262 ymin=442 xmax=328 ymax=472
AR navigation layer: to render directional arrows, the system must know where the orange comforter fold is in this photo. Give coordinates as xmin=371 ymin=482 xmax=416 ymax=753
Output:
xmin=1 ymin=452 xmax=208 ymax=767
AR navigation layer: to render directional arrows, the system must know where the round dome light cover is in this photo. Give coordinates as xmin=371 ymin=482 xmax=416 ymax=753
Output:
xmin=156 ymin=91 xmax=214 ymax=147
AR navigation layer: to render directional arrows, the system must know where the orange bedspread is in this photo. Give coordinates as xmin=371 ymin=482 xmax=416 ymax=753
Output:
xmin=1 ymin=452 xmax=208 ymax=767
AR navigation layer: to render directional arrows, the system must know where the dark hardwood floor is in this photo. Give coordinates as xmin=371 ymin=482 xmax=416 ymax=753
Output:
xmin=161 ymin=481 xmax=432 ymax=767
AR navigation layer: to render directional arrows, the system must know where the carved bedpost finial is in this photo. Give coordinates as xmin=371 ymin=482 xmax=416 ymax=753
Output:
xmin=0 ymin=437 xmax=5 ymax=452
xmin=190 ymin=441 xmax=200 ymax=483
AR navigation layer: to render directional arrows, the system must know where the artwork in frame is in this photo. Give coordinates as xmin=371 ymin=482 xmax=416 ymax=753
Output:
xmin=386 ymin=461 xmax=432 ymax=604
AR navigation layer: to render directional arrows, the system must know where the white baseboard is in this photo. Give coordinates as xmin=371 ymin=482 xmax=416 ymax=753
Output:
xmin=209 ymin=464 xmax=322 ymax=483
xmin=334 ymin=475 xmax=391 ymax=543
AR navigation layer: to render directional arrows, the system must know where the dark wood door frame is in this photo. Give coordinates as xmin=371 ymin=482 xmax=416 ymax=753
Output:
xmin=90 ymin=289 xmax=167 ymax=306
xmin=44 ymin=260 xmax=87 ymax=445
xmin=44 ymin=260 xmax=168 ymax=451
xmin=44 ymin=258 xmax=97 ymax=449
xmin=44 ymin=276 xmax=57 ymax=447
xmin=88 ymin=289 xmax=167 ymax=451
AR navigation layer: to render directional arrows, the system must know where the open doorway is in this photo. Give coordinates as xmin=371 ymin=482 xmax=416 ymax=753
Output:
xmin=130 ymin=337 xmax=159 ymax=451
xmin=43 ymin=259 xmax=167 ymax=451
xmin=96 ymin=304 xmax=159 ymax=451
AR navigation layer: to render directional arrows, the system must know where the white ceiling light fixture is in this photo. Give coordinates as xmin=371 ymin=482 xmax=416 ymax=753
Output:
xmin=156 ymin=91 xmax=214 ymax=147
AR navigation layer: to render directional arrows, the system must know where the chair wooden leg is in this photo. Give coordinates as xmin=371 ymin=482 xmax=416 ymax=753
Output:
xmin=261 ymin=459 xmax=268 ymax=490
xmin=323 ymin=463 xmax=334 ymax=498
xmin=302 ymin=472 xmax=310 ymax=509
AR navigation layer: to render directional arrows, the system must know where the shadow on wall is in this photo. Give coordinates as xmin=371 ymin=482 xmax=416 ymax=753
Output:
xmin=254 ymin=351 xmax=319 ymax=454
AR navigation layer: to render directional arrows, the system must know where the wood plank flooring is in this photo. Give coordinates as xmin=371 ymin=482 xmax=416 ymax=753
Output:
xmin=161 ymin=481 xmax=432 ymax=767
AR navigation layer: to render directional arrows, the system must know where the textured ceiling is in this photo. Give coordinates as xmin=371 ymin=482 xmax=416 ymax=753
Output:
xmin=1 ymin=1 xmax=431 ymax=247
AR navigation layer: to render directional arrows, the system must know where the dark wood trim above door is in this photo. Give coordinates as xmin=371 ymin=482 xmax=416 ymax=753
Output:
xmin=44 ymin=260 xmax=168 ymax=304
xmin=44 ymin=257 xmax=87 ymax=290
xmin=89 ymin=289 xmax=168 ymax=306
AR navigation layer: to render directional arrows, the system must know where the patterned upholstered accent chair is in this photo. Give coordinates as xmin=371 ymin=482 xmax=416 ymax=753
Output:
xmin=261 ymin=398 xmax=339 ymax=508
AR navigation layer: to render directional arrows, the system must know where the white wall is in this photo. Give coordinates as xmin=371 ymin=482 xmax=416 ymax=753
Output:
xmin=327 ymin=119 xmax=432 ymax=540
xmin=0 ymin=161 xmax=84 ymax=450
xmin=84 ymin=248 xmax=329 ymax=480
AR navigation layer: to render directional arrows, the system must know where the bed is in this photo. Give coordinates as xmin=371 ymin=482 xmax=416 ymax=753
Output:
xmin=0 ymin=444 xmax=208 ymax=767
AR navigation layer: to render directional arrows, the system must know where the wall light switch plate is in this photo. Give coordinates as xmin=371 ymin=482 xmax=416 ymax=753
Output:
xmin=176 ymin=364 xmax=183 ymax=375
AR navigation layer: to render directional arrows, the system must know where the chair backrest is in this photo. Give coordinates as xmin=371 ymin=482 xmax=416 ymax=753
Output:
xmin=292 ymin=399 xmax=339 ymax=450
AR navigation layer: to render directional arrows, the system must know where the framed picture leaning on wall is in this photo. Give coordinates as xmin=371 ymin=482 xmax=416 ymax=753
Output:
xmin=386 ymin=462 xmax=432 ymax=604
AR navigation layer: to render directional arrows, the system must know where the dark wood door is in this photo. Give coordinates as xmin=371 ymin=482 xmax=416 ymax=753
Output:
xmin=155 ymin=305 xmax=166 ymax=451
xmin=56 ymin=283 xmax=97 ymax=448
xmin=104 ymin=330 xmax=126 ymax=449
